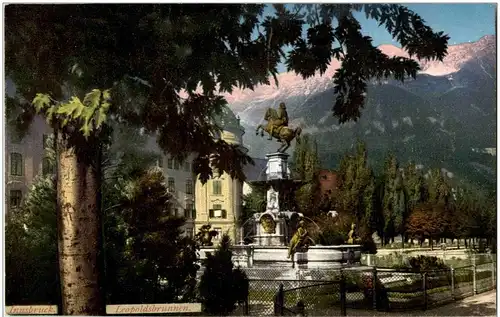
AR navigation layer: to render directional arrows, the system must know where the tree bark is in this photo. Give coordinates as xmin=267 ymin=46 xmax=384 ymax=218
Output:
xmin=57 ymin=136 xmax=104 ymax=315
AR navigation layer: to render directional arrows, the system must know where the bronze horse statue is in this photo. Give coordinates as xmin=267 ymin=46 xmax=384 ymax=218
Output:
xmin=256 ymin=107 xmax=302 ymax=152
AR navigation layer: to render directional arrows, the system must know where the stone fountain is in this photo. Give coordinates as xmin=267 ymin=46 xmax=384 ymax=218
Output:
xmin=241 ymin=151 xmax=363 ymax=270
xmin=198 ymin=150 xmax=363 ymax=273
xmin=198 ymin=103 xmax=363 ymax=277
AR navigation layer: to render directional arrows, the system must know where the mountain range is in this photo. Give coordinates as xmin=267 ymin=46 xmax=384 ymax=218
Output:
xmin=225 ymin=35 xmax=497 ymax=188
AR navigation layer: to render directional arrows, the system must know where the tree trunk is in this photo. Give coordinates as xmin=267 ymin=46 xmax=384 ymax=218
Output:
xmin=57 ymin=137 xmax=104 ymax=315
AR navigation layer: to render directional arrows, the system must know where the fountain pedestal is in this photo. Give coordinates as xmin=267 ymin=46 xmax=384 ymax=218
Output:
xmin=254 ymin=211 xmax=287 ymax=246
xmin=251 ymin=152 xmax=294 ymax=246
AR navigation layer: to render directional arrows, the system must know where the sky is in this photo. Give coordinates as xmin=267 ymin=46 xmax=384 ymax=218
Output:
xmin=263 ymin=3 xmax=497 ymax=73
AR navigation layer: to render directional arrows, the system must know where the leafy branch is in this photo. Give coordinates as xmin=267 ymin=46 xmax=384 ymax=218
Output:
xmin=32 ymin=88 xmax=112 ymax=138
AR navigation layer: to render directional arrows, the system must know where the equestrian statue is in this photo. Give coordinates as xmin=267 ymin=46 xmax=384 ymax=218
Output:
xmin=255 ymin=102 xmax=302 ymax=153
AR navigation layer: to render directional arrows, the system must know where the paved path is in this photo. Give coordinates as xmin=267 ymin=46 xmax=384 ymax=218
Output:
xmin=348 ymin=290 xmax=497 ymax=316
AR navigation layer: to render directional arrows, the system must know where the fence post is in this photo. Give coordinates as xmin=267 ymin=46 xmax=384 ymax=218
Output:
xmin=473 ymin=264 xmax=477 ymax=294
xmin=340 ymin=269 xmax=347 ymax=316
xmin=296 ymin=300 xmax=305 ymax=317
xmin=492 ymin=261 xmax=496 ymax=289
xmin=450 ymin=266 xmax=455 ymax=298
xmin=244 ymin=298 xmax=249 ymax=316
xmin=274 ymin=283 xmax=284 ymax=316
xmin=422 ymin=272 xmax=428 ymax=311
xmin=296 ymin=269 xmax=302 ymax=301
xmin=372 ymin=267 xmax=377 ymax=310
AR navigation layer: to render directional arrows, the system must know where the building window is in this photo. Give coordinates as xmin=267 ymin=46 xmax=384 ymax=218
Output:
xmin=184 ymin=161 xmax=190 ymax=172
xmin=42 ymin=157 xmax=55 ymax=176
xmin=157 ymin=156 xmax=163 ymax=168
xmin=212 ymin=180 xmax=222 ymax=195
xmin=10 ymin=190 xmax=22 ymax=209
xmin=168 ymin=177 xmax=175 ymax=193
xmin=209 ymin=204 xmax=227 ymax=219
xmin=186 ymin=179 xmax=193 ymax=195
xmin=185 ymin=203 xmax=193 ymax=218
xmin=174 ymin=160 xmax=180 ymax=170
xmin=167 ymin=157 xmax=173 ymax=169
xmin=10 ymin=152 xmax=23 ymax=176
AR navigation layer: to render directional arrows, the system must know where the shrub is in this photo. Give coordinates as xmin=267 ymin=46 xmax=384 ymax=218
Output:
xmin=308 ymin=213 xmax=349 ymax=246
xmin=342 ymin=272 xmax=388 ymax=310
xmin=198 ymin=234 xmax=249 ymax=315
xmin=107 ymin=169 xmax=200 ymax=304
xmin=360 ymin=235 xmax=378 ymax=254
xmin=408 ymin=256 xmax=449 ymax=271
xmin=5 ymin=176 xmax=60 ymax=306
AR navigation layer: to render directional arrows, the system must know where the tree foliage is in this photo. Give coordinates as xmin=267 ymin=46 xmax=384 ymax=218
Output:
xmin=198 ymin=234 xmax=249 ymax=315
xmin=106 ymin=168 xmax=199 ymax=304
xmin=337 ymin=141 xmax=375 ymax=228
xmin=5 ymin=175 xmax=60 ymax=306
xmin=406 ymin=203 xmax=446 ymax=246
xmin=381 ymin=153 xmax=407 ymax=241
xmin=6 ymin=3 xmax=449 ymax=182
xmin=330 ymin=145 xmax=496 ymax=250
xmin=291 ymin=134 xmax=322 ymax=216
xmin=241 ymin=184 xmax=267 ymax=225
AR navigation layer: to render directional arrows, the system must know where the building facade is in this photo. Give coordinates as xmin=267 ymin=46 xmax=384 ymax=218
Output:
xmin=194 ymin=107 xmax=247 ymax=243
xmin=5 ymin=115 xmax=53 ymax=213
xmin=5 ymin=108 xmax=248 ymax=244
xmin=159 ymin=152 xmax=196 ymax=238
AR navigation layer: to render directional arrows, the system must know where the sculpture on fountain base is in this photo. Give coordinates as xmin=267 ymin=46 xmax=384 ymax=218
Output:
xmin=347 ymin=223 xmax=361 ymax=244
xmin=196 ymin=224 xmax=219 ymax=246
xmin=288 ymin=220 xmax=315 ymax=259
xmin=260 ymin=214 xmax=277 ymax=234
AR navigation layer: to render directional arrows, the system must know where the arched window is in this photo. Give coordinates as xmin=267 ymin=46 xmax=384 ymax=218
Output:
xmin=10 ymin=152 xmax=23 ymax=176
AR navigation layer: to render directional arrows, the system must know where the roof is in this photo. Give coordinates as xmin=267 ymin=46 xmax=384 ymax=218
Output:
xmin=213 ymin=105 xmax=244 ymax=134
xmin=243 ymin=157 xmax=268 ymax=182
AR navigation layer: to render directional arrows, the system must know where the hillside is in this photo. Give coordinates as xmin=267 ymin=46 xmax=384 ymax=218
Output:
xmin=229 ymin=35 xmax=496 ymax=188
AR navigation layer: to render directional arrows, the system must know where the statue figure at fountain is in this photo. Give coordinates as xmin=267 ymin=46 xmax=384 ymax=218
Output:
xmin=195 ymin=224 xmax=219 ymax=246
xmin=267 ymin=187 xmax=279 ymax=212
xmin=287 ymin=220 xmax=315 ymax=259
xmin=255 ymin=102 xmax=302 ymax=153
xmin=347 ymin=223 xmax=361 ymax=244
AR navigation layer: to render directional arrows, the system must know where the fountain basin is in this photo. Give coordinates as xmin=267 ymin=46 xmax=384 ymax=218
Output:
xmin=198 ymin=244 xmax=362 ymax=269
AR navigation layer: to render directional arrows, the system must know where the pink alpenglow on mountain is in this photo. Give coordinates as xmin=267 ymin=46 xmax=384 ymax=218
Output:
xmin=225 ymin=35 xmax=495 ymax=108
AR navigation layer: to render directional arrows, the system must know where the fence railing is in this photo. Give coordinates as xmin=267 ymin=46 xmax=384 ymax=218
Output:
xmin=244 ymin=262 xmax=496 ymax=316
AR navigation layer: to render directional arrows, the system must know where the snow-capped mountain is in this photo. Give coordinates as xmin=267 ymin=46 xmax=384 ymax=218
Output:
xmin=226 ymin=35 xmax=496 ymax=187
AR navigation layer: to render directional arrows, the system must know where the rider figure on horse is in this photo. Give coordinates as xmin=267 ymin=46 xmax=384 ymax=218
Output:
xmin=268 ymin=102 xmax=289 ymax=140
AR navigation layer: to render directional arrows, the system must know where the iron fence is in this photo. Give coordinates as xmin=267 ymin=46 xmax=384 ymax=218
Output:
xmin=245 ymin=262 xmax=496 ymax=316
